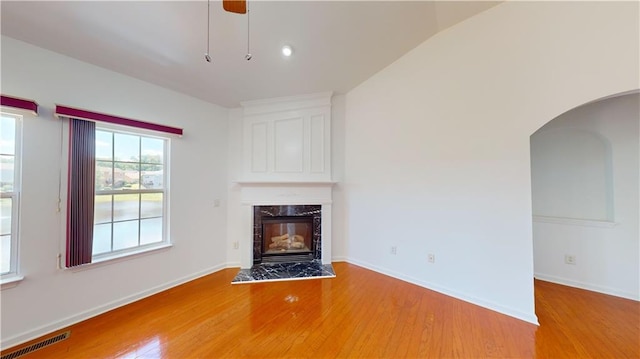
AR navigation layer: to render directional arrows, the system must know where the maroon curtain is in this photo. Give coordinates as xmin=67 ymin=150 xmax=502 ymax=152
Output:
xmin=66 ymin=118 xmax=96 ymax=267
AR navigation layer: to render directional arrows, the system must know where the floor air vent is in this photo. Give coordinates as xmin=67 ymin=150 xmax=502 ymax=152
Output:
xmin=1 ymin=331 xmax=70 ymax=359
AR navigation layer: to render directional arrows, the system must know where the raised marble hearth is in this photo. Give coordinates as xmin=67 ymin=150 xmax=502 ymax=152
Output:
xmin=231 ymin=261 xmax=336 ymax=284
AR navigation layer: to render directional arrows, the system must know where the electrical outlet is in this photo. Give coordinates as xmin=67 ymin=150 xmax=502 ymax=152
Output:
xmin=233 ymin=242 xmax=239 ymax=250
xmin=564 ymin=254 xmax=576 ymax=265
xmin=391 ymin=246 xmax=397 ymax=255
xmin=427 ymin=253 xmax=435 ymax=263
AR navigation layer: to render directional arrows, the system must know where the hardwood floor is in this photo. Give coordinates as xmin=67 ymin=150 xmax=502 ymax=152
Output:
xmin=4 ymin=262 xmax=639 ymax=358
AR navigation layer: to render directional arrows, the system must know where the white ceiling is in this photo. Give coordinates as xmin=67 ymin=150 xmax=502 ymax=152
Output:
xmin=1 ymin=1 xmax=499 ymax=108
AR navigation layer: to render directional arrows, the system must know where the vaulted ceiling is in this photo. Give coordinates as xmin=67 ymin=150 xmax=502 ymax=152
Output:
xmin=1 ymin=1 xmax=499 ymax=107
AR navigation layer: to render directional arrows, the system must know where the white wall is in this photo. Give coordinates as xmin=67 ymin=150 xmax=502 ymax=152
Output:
xmin=343 ymin=1 xmax=639 ymax=324
xmin=532 ymin=93 xmax=639 ymax=300
xmin=330 ymin=94 xmax=348 ymax=260
xmin=0 ymin=36 xmax=229 ymax=348
xmin=226 ymin=108 xmax=243 ymax=267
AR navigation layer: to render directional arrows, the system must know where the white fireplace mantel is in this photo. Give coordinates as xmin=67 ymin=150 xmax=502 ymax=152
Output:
xmin=237 ymin=181 xmax=334 ymax=269
xmin=236 ymin=93 xmax=334 ymax=269
xmin=237 ymin=181 xmax=335 ymax=205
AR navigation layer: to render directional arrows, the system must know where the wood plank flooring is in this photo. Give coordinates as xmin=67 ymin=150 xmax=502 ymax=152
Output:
xmin=3 ymin=262 xmax=639 ymax=358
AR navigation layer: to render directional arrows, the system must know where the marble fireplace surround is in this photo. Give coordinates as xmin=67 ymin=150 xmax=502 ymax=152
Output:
xmin=254 ymin=204 xmax=321 ymax=264
xmin=238 ymin=182 xmax=334 ymax=269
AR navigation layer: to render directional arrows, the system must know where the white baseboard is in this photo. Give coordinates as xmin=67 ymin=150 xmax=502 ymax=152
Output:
xmin=331 ymin=256 xmax=348 ymax=262
xmin=534 ymin=272 xmax=639 ymax=301
xmin=1 ymin=263 xmax=228 ymax=350
xmin=345 ymin=257 xmax=539 ymax=326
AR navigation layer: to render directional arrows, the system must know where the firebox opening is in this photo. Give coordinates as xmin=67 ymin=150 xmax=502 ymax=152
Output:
xmin=263 ymin=217 xmax=313 ymax=255
xmin=253 ymin=204 xmax=321 ymax=265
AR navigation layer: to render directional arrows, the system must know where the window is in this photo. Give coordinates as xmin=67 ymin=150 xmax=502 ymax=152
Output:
xmin=57 ymin=105 xmax=180 ymax=268
xmin=0 ymin=112 xmax=21 ymax=277
xmin=92 ymin=128 xmax=168 ymax=259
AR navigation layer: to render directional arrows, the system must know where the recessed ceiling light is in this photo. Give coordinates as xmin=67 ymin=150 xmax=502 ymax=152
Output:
xmin=282 ymin=45 xmax=293 ymax=57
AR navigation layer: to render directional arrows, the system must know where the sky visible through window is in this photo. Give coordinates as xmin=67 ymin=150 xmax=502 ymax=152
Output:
xmin=96 ymin=130 xmax=163 ymax=162
xmin=0 ymin=116 xmax=15 ymax=155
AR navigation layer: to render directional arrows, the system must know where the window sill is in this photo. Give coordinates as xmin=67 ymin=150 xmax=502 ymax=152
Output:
xmin=1 ymin=274 xmax=25 ymax=290
xmin=68 ymin=243 xmax=173 ymax=272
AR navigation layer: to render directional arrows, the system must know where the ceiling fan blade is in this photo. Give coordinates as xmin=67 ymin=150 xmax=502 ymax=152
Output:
xmin=223 ymin=0 xmax=246 ymax=14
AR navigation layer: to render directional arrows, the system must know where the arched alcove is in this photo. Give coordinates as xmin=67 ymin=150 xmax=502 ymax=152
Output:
xmin=531 ymin=128 xmax=613 ymax=221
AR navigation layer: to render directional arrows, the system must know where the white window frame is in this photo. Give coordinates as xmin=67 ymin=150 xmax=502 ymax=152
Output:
xmin=1 ymin=111 xmax=23 ymax=285
xmin=92 ymin=124 xmax=171 ymax=262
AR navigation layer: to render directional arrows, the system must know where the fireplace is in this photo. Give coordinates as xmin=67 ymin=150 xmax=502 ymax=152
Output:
xmin=237 ymin=182 xmax=333 ymax=268
xmin=253 ymin=205 xmax=321 ymax=264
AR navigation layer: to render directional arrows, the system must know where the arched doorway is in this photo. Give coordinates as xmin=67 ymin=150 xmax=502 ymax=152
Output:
xmin=530 ymin=92 xmax=639 ymax=300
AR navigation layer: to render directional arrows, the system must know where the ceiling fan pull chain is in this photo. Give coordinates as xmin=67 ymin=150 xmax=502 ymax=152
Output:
xmin=245 ymin=1 xmax=252 ymax=61
xmin=205 ymin=0 xmax=212 ymax=62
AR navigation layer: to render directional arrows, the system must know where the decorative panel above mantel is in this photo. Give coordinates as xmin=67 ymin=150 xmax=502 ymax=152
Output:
xmin=241 ymin=92 xmax=332 ymax=182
